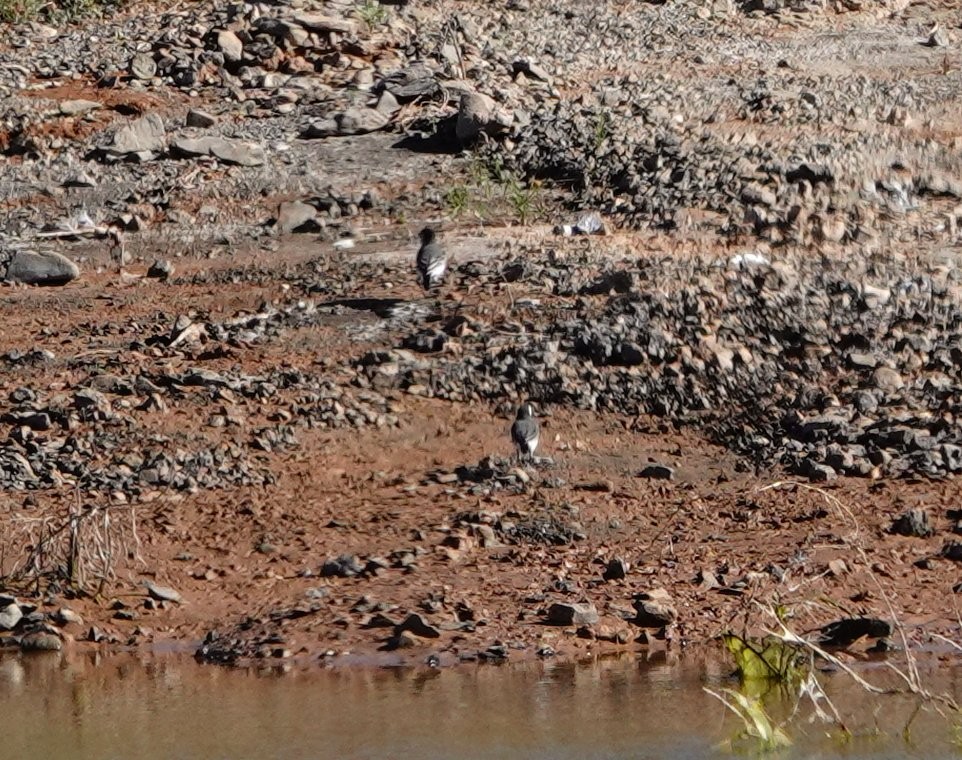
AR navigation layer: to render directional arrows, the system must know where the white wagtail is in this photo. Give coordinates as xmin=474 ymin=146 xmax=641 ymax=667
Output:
xmin=511 ymin=402 xmax=539 ymax=462
xmin=416 ymin=227 xmax=447 ymax=292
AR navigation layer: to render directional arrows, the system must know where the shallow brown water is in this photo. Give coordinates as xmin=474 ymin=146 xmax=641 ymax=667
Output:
xmin=0 ymin=650 xmax=961 ymax=759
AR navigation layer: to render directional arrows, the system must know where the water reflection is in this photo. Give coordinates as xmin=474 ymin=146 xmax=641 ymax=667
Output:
xmin=0 ymin=649 xmax=957 ymax=759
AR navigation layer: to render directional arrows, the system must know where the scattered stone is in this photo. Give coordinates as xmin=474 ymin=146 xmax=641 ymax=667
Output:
xmin=890 ymin=508 xmax=933 ymax=538
xmin=632 ymin=590 xmax=677 ymax=628
xmin=602 ymin=556 xmax=629 ymax=581
xmin=144 ymin=581 xmax=182 ymax=604
xmin=321 ymin=555 xmax=365 ymax=578
xmin=546 ymin=602 xmax=599 ymax=626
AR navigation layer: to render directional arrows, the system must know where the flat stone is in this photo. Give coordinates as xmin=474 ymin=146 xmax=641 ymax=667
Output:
xmin=144 ymin=582 xmax=182 ymax=604
xmin=171 ymin=136 xmax=265 ymax=166
xmin=5 ymin=251 xmax=80 ymax=286
xmin=302 ymin=108 xmax=390 ymax=138
xmin=59 ymin=99 xmax=101 ymax=115
xmin=292 ymin=12 xmax=357 ymax=34
xmin=185 ymin=108 xmax=216 ymax=128
xmin=209 ymin=138 xmax=265 ymax=167
xmin=108 ymin=113 xmax=166 ymax=156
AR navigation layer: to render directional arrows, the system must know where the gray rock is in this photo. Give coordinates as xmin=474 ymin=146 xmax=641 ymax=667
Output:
xmin=171 ymin=136 xmax=265 ymax=166
xmin=108 ymin=113 xmax=166 ymax=156
xmin=302 ymin=108 xmax=390 ymax=138
xmin=376 ymin=90 xmax=400 ymax=114
xmin=277 ymin=200 xmax=318 ymax=234
xmin=456 ymin=92 xmax=496 ymax=142
xmin=216 ymin=30 xmax=244 ymax=62
xmin=292 ymin=12 xmax=357 ymax=34
xmin=802 ymin=460 xmax=837 ymax=482
xmin=5 ymin=251 xmax=80 ymax=286
xmin=848 ymin=352 xmax=877 ymax=369
xmin=170 ymin=136 xmax=215 ymax=158
xmin=321 ymin=554 xmax=365 ymax=577
xmin=129 ymin=52 xmax=157 ymax=80
xmin=54 ymin=608 xmax=84 ymax=626
xmin=209 ymin=138 xmax=265 ymax=167
xmin=512 ymin=58 xmax=551 ymax=82
xmin=546 ymin=601 xmax=599 ymax=626
xmin=0 ymin=603 xmax=22 ymax=631
xmin=59 ymin=99 xmax=100 ymax=116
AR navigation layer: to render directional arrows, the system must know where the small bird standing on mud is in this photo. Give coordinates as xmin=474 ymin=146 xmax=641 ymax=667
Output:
xmin=511 ymin=402 xmax=540 ymax=462
xmin=416 ymin=227 xmax=447 ymax=292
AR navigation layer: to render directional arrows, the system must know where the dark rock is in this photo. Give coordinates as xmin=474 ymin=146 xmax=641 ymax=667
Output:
xmin=890 ymin=508 xmax=933 ymax=538
xmin=395 ymin=613 xmax=441 ymax=639
xmin=632 ymin=590 xmax=676 ymax=627
xmin=638 ymin=463 xmax=674 ymax=480
xmin=817 ymin=617 xmax=892 ymax=647
xmin=321 ymin=554 xmax=365 ymax=577
xmin=602 ymin=556 xmax=629 ymax=581
xmin=546 ymin=602 xmax=599 ymax=626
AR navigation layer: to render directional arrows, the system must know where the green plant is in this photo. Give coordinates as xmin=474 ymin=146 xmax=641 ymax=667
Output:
xmin=723 ymin=633 xmax=807 ymax=683
xmin=444 ymin=185 xmax=470 ymax=217
xmin=593 ymin=110 xmax=611 ymax=149
xmin=0 ymin=0 xmax=44 ymax=22
xmin=706 ymin=687 xmax=792 ymax=752
xmin=504 ymin=175 xmax=535 ymax=225
xmin=355 ymin=0 xmax=387 ymax=29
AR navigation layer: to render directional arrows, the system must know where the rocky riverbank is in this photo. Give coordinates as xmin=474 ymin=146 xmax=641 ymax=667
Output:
xmin=1 ymin=0 xmax=961 ymax=666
